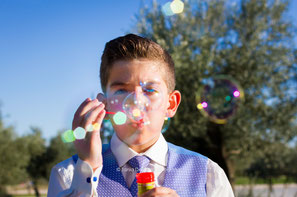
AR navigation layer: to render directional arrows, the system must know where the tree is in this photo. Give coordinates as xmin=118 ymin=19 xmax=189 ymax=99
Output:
xmin=0 ymin=107 xmax=76 ymax=197
xmin=245 ymin=142 xmax=292 ymax=196
xmin=43 ymin=131 xmax=76 ymax=180
xmin=22 ymin=127 xmax=46 ymax=197
xmin=0 ymin=109 xmax=29 ymax=195
xmin=19 ymin=129 xmax=76 ymax=197
xmin=135 ymin=0 xmax=297 ymax=187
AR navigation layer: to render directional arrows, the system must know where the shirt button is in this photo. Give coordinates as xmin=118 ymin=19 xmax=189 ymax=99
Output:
xmin=86 ymin=177 xmax=91 ymax=183
xmin=93 ymin=177 xmax=98 ymax=182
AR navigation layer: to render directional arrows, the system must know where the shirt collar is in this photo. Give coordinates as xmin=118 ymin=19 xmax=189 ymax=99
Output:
xmin=110 ymin=133 xmax=168 ymax=167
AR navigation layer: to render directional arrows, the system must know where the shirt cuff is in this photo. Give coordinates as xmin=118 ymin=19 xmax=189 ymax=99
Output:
xmin=70 ymin=158 xmax=103 ymax=196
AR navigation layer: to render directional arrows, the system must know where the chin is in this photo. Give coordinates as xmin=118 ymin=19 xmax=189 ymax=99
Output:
xmin=123 ymin=130 xmax=155 ymax=146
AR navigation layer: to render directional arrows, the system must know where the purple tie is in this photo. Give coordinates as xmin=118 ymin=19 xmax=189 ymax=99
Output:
xmin=128 ymin=156 xmax=150 ymax=196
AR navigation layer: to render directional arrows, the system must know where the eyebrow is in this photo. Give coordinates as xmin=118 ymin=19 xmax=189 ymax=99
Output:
xmin=141 ymin=80 xmax=161 ymax=86
xmin=110 ymin=81 xmax=129 ymax=88
xmin=110 ymin=80 xmax=161 ymax=88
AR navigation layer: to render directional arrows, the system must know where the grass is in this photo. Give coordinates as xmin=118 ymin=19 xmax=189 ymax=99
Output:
xmin=235 ymin=176 xmax=296 ymax=185
xmin=12 ymin=195 xmax=46 ymax=197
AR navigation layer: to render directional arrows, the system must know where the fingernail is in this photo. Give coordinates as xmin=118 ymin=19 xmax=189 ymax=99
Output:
xmin=95 ymin=101 xmax=102 ymax=106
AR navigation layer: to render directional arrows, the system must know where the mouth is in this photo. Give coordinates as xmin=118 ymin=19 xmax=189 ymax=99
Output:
xmin=130 ymin=121 xmax=144 ymax=129
xmin=129 ymin=118 xmax=147 ymax=129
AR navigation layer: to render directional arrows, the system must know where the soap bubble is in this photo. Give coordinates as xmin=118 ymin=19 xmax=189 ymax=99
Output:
xmin=162 ymin=2 xmax=175 ymax=16
xmin=86 ymin=124 xmax=94 ymax=132
xmin=61 ymin=129 xmax=75 ymax=143
xmin=170 ymin=0 xmax=184 ymax=14
xmin=106 ymin=81 xmax=163 ymax=126
xmin=123 ymin=90 xmax=150 ymax=123
xmin=61 ymin=123 xmax=105 ymax=143
xmin=113 ymin=111 xmax=127 ymax=125
xmin=92 ymin=123 xmax=100 ymax=130
xmin=196 ymin=75 xmax=244 ymax=124
xmin=161 ymin=117 xmax=171 ymax=133
xmin=73 ymin=127 xmax=86 ymax=139
xmin=162 ymin=0 xmax=184 ymax=16
xmin=104 ymin=81 xmax=165 ymax=146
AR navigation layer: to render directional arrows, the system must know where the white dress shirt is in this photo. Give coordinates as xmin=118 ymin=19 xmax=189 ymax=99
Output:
xmin=48 ymin=133 xmax=234 ymax=197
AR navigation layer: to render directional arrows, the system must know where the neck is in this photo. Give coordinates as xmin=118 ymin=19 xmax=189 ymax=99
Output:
xmin=129 ymin=134 xmax=160 ymax=153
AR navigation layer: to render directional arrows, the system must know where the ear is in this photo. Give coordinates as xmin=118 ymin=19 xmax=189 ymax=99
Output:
xmin=166 ymin=90 xmax=181 ymax=118
xmin=96 ymin=93 xmax=109 ymax=120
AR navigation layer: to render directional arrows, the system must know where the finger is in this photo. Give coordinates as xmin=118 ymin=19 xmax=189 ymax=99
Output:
xmin=88 ymin=109 xmax=106 ymax=143
xmin=85 ymin=109 xmax=106 ymax=144
xmin=141 ymin=187 xmax=173 ymax=197
xmin=73 ymin=98 xmax=91 ymax=119
xmin=73 ymin=99 xmax=101 ymax=129
xmin=93 ymin=107 xmax=106 ymax=129
xmin=73 ymin=98 xmax=91 ymax=129
xmin=96 ymin=93 xmax=110 ymax=120
xmin=79 ymin=99 xmax=101 ymax=117
xmin=84 ymin=103 xmax=105 ymax=129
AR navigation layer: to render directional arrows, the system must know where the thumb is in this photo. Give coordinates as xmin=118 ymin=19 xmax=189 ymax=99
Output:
xmin=97 ymin=93 xmax=109 ymax=120
xmin=96 ymin=93 xmax=106 ymax=105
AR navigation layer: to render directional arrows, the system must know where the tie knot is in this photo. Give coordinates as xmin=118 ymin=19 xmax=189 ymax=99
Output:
xmin=128 ymin=155 xmax=150 ymax=173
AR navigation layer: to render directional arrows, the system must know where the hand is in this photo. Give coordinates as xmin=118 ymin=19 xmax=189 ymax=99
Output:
xmin=72 ymin=96 xmax=106 ymax=171
xmin=139 ymin=187 xmax=179 ymax=197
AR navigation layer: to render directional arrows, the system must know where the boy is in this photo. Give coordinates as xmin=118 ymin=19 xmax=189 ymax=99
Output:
xmin=48 ymin=34 xmax=234 ymax=197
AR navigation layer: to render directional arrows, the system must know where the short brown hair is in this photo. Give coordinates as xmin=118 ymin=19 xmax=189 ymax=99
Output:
xmin=100 ymin=34 xmax=175 ymax=93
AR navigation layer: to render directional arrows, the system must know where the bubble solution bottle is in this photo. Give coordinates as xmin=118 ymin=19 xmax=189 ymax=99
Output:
xmin=136 ymin=172 xmax=155 ymax=195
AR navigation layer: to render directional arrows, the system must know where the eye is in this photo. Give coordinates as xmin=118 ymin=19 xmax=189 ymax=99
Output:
xmin=114 ymin=89 xmax=127 ymax=95
xmin=144 ymin=88 xmax=158 ymax=95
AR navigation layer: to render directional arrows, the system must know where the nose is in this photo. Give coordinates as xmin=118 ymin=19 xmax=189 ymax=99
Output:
xmin=134 ymin=86 xmax=144 ymax=104
xmin=134 ymin=86 xmax=143 ymax=97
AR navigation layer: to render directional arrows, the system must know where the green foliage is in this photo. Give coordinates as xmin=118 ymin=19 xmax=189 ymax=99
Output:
xmin=17 ymin=128 xmax=47 ymax=197
xmin=0 ymin=108 xmax=75 ymax=197
xmin=43 ymin=131 xmax=75 ymax=179
xmin=245 ymin=142 xmax=292 ymax=181
xmin=0 ymin=115 xmax=29 ymax=185
xmin=135 ymin=0 xmax=297 ymax=184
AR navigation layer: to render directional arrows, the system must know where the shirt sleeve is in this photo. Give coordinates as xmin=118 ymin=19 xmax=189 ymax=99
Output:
xmin=47 ymin=158 xmax=103 ymax=197
xmin=206 ymin=159 xmax=235 ymax=197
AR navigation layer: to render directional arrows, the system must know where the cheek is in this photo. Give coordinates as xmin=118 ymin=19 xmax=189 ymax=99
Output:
xmin=147 ymin=108 xmax=166 ymax=129
xmin=106 ymin=95 xmax=124 ymax=111
xmin=111 ymin=123 xmax=135 ymax=140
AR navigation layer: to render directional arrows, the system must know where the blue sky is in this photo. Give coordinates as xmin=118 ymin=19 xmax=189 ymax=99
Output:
xmin=0 ymin=0 xmax=296 ymax=141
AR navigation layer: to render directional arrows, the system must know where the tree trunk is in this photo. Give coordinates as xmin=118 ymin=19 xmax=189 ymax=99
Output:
xmin=223 ymin=145 xmax=236 ymax=190
xmin=202 ymin=122 xmax=235 ymax=188
xmin=32 ymin=180 xmax=40 ymax=197
xmin=268 ymin=178 xmax=273 ymax=197
xmin=0 ymin=185 xmax=11 ymax=197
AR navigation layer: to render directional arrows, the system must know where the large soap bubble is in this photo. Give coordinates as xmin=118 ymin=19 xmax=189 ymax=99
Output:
xmin=196 ymin=75 xmax=244 ymax=124
xmin=122 ymin=87 xmax=151 ymax=125
xmin=106 ymin=82 xmax=163 ymax=126
xmin=105 ymin=81 xmax=165 ymax=145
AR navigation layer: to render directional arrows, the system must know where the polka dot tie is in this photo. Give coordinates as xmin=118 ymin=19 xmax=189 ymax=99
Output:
xmin=128 ymin=155 xmax=150 ymax=173
xmin=128 ymin=155 xmax=150 ymax=196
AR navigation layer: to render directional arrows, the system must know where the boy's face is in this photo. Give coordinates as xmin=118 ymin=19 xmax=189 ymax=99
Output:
xmin=104 ymin=59 xmax=179 ymax=149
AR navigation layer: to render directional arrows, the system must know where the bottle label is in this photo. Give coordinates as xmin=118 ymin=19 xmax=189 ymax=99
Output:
xmin=138 ymin=182 xmax=155 ymax=195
